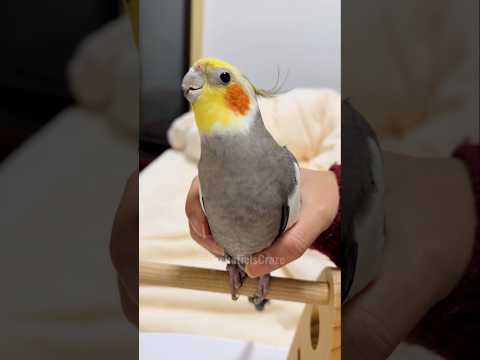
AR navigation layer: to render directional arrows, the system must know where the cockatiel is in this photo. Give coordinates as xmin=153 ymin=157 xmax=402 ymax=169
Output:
xmin=182 ymin=58 xmax=301 ymax=310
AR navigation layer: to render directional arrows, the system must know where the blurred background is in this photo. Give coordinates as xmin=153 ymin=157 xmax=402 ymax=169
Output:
xmin=0 ymin=1 xmax=139 ymax=358
xmin=0 ymin=1 xmax=119 ymax=161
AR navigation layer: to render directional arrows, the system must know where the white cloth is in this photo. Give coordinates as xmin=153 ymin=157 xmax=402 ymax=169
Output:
xmin=168 ymin=88 xmax=341 ymax=170
xmin=343 ymin=0 xmax=478 ymax=157
xmin=67 ymin=16 xmax=139 ymax=138
xmin=0 ymin=108 xmax=137 ymax=358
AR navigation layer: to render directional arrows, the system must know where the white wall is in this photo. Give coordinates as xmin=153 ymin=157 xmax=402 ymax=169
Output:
xmin=202 ymin=0 xmax=341 ymax=92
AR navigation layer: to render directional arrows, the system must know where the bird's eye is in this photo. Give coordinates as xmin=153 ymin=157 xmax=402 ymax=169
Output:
xmin=220 ymin=72 xmax=231 ymax=84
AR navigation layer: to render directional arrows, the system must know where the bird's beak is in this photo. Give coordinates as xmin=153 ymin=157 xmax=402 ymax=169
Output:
xmin=182 ymin=66 xmax=205 ymax=103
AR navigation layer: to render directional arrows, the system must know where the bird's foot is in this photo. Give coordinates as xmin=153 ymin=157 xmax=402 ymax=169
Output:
xmin=227 ymin=263 xmax=245 ymax=301
xmin=248 ymin=274 xmax=271 ymax=311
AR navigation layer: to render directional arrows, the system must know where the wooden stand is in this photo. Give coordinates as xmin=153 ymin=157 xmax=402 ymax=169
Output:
xmin=140 ymin=262 xmax=341 ymax=359
xmin=287 ymin=267 xmax=341 ymax=360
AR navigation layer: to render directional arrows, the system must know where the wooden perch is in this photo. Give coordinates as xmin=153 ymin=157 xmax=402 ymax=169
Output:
xmin=140 ymin=262 xmax=330 ymax=304
xmin=140 ymin=262 xmax=341 ymax=359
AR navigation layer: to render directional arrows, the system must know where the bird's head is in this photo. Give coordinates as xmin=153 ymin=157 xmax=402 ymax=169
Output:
xmin=182 ymin=57 xmax=270 ymax=135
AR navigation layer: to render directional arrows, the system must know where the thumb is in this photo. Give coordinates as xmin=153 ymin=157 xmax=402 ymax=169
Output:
xmin=185 ymin=177 xmax=211 ymax=237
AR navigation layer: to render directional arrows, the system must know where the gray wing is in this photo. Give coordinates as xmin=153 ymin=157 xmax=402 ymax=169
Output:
xmin=277 ymin=202 xmax=290 ymax=237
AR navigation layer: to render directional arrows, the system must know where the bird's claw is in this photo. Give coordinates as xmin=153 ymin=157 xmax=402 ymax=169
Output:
xmin=227 ymin=263 xmax=245 ymax=301
xmin=248 ymin=274 xmax=271 ymax=311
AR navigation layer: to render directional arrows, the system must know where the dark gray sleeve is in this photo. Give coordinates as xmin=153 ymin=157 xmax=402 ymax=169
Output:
xmin=341 ymin=100 xmax=385 ymax=303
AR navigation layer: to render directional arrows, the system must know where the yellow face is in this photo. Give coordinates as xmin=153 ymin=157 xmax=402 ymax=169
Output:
xmin=182 ymin=58 xmax=255 ymax=134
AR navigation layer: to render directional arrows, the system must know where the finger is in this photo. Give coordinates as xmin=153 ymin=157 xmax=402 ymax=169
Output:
xmin=189 ymin=222 xmax=224 ymax=257
xmin=342 ymin=241 xmax=443 ymax=358
xmin=118 ymin=277 xmax=138 ymax=328
xmin=110 ymin=171 xmax=139 ymax=299
xmin=185 ymin=177 xmax=211 ymax=237
xmin=342 ymin=276 xmax=406 ymax=359
xmin=246 ymin=209 xmax=327 ymax=277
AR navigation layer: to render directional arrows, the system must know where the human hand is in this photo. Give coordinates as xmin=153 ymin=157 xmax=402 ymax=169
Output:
xmin=185 ymin=168 xmax=340 ymax=275
xmin=110 ymin=171 xmax=139 ymax=327
xmin=342 ymin=152 xmax=476 ymax=359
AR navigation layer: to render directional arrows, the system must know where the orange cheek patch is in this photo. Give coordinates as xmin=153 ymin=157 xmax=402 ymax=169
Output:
xmin=225 ymin=84 xmax=250 ymax=115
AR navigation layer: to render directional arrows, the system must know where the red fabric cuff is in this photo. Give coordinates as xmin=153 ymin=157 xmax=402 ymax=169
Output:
xmin=310 ymin=164 xmax=341 ymax=267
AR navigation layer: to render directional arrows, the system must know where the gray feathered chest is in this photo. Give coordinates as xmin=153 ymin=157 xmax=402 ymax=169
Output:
xmin=198 ymin=114 xmax=299 ymax=261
